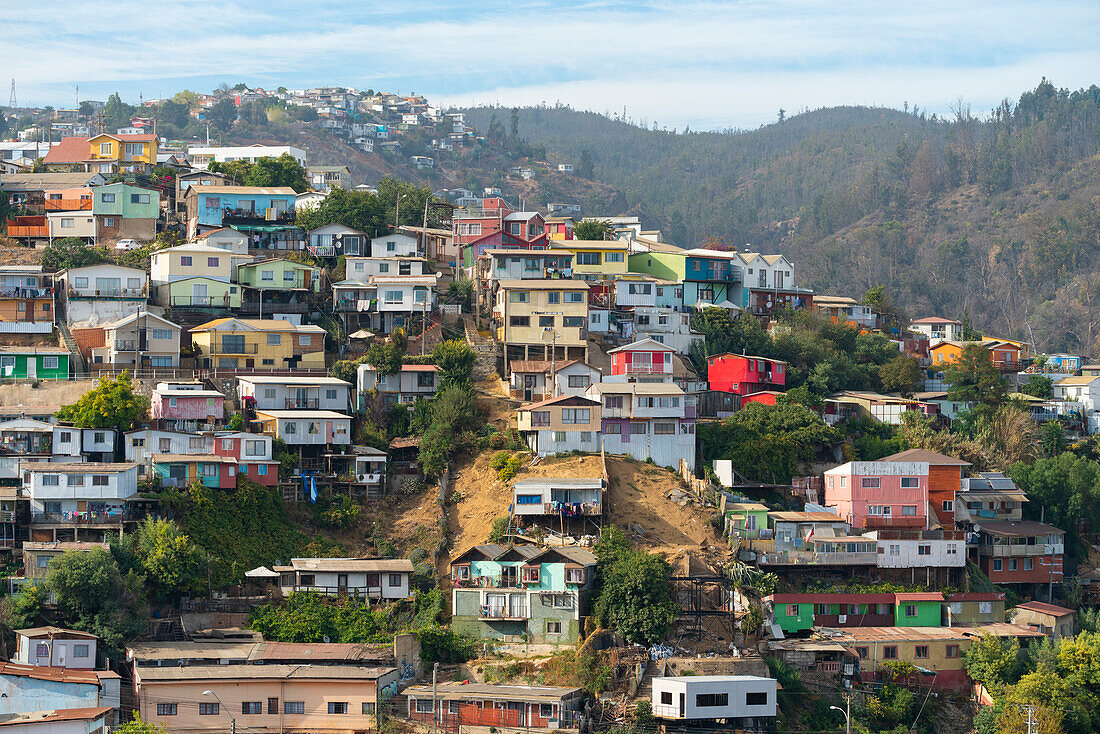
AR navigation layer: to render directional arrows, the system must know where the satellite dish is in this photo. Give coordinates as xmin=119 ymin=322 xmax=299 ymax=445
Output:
xmin=323 ymin=635 xmax=331 ymax=643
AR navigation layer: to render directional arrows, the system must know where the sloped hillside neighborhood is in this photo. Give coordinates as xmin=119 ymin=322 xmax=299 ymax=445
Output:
xmin=0 ymin=86 xmax=1098 ymax=734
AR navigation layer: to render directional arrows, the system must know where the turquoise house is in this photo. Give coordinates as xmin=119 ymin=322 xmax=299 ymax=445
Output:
xmin=449 ymin=544 xmax=597 ymax=644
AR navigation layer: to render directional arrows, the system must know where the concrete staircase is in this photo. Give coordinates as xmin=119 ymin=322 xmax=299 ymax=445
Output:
xmin=462 ymin=314 xmax=501 ymax=380
xmin=56 ymin=321 xmax=86 ymax=378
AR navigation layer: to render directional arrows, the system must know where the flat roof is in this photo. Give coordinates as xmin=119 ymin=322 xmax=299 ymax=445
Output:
xmin=403 ymin=682 xmax=582 ymax=702
xmin=254 ymin=410 xmax=352 ymax=420
xmin=153 ymin=454 xmax=236 ymax=464
xmin=21 ymin=462 xmax=137 ymax=473
xmin=497 ymin=279 xmax=590 ymax=290
xmin=836 ymin=623 xmax=1043 ymax=642
xmin=138 ymin=664 xmax=395 ymax=682
xmin=290 ymin=557 xmax=414 ymax=573
xmin=238 ymin=376 xmax=350 ymax=385
xmin=978 ymin=520 xmax=1064 ymax=537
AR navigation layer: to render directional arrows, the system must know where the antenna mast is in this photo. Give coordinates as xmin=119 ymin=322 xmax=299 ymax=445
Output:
xmin=8 ymin=79 xmax=16 ymax=109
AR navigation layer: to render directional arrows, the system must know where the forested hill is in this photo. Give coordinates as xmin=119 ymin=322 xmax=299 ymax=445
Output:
xmin=461 ymin=81 xmax=1100 ymax=353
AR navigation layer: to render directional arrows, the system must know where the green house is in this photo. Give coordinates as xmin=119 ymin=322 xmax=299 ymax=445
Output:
xmin=628 ymin=251 xmax=687 ymax=282
xmin=92 ymin=182 xmax=161 ymax=219
xmin=449 ymin=544 xmax=597 ymax=644
xmin=0 ymin=347 xmax=70 ymax=379
xmin=768 ymin=595 xmax=815 ymax=633
xmin=237 ymin=258 xmax=322 ymax=293
xmin=894 ymin=593 xmax=944 ymax=627
xmin=724 ymin=501 xmax=770 ymax=540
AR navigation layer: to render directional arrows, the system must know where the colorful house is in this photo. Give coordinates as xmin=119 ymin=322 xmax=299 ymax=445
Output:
xmin=149 ymin=244 xmax=242 ymax=310
xmin=495 ymin=281 xmax=589 ymax=362
xmin=184 ymin=185 xmax=297 ymax=241
xmin=824 ymin=460 xmax=930 ymax=530
xmin=561 ymin=240 xmax=629 ymax=282
xmin=585 ymin=382 xmax=696 ymax=471
xmin=607 ymin=338 xmax=676 ymax=381
xmin=628 ymin=249 xmax=741 ymax=308
xmin=706 ymin=354 xmax=786 ymax=395
xmin=946 ymin=593 xmax=1006 ymax=626
xmin=0 ymin=266 xmax=54 ymax=334
xmin=0 ymin=347 xmax=69 ymax=379
xmin=150 ymin=381 xmax=225 ymax=432
xmin=91 ymin=182 xmax=160 ymax=242
xmin=516 ymin=395 xmax=601 ymax=456
xmin=879 ymin=448 xmax=969 ymax=526
xmin=152 ymin=454 xmax=238 ymax=489
xmin=766 ymin=592 xmax=944 ymax=634
xmin=449 ymin=544 xmax=597 ymax=644
xmin=975 ymin=520 xmax=1065 ymax=585
xmin=723 ymin=501 xmax=770 ymax=540
xmin=43 ymin=133 xmax=159 ymax=173
xmin=188 ymin=318 xmax=327 ymax=370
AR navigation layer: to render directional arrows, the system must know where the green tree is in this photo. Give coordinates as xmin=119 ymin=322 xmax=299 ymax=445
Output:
xmin=592 ymin=529 xmax=678 ymax=644
xmin=293 ymin=187 xmax=388 ymax=235
xmin=1040 ymin=422 xmax=1068 ymax=456
xmin=172 ymin=90 xmax=201 ymax=109
xmin=1007 ymin=453 xmax=1100 ymax=555
xmin=1022 ymin=374 xmax=1054 ymax=399
xmin=207 ymin=97 xmax=237 ymax=133
xmin=128 ymin=518 xmax=208 ymax=596
xmin=945 ymin=344 xmax=1008 ymax=408
xmin=578 ymin=148 xmax=594 ymax=178
xmin=432 ymin=340 xmax=476 ymax=389
xmin=878 ymin=353 xmax=922 ymax=396
xmin=246 ymin=153 xmax=308 ymax=192
xmin=114 ymin=714 xmax=168 ymax=734
xmin=573 ymin=218 xmax=613 ymax=240
xmin=57 ymin=372 xmax=150 ymax=434
xmin=418 ymin=385 xmax=483 ymax=477
xmin=45 ymin=548 xmax=148 ymax=654
xmin=365 ymin=342 xmax=404 ymax=377
xmin=41 ymin=239 xmax=107 ymax=272
xmin=964 ymin=632 xmax=1023 ymax=687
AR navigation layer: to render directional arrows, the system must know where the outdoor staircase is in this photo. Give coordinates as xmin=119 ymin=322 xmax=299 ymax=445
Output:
xmin=56 ymin=321 xmax=86 ymax=378
xmin=462 ymin=314 xmax=501 ymax=380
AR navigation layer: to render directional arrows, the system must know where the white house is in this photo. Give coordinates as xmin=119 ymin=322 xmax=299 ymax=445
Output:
xmin=508 ymin=360 xmax=602 ymax=402
xmin=90 ymin=312 xmax=181 ymax=369
xmin=1054 ymin=375 xmax=1100 ymax=433
xmin=344 ymin=256 xmax=429 ymax=280
xmin=56 ymin=264 xmax=147 ymax=326
xmin=651 ymin=676 xmax=777 ymax=722
xmin=586 ymin=382 xmax=696 ymax=472
xmin=238 ymin=375 xmax=352 ymax=412
xmin=0 ymin=421 xmax=112 ymax=480
xmin=46 ymin=211 xmax=96 ymax=241
xmin=512 ymin=478 xmax=604 ymax=517
xmin=14 ymin=626 xmax=99 ymax=670
xmin=869 ymin=532 xmax=966 ymax=569
xmin=307 ymin=223 xmax=370 ymax=257
xmin=52 ymin=426 xmax=115 ymax=461
xmin=194 ymin=227 xmax=250 ymax=254
xmin=909 ymin=317 xmax=963 ymax=344
xmin=125 ymin=429 xmax=210 ymax=465
xmin=186 ymin=145 xmax=307 ymax=168
xmin=275 ymin=557 xmax=414 ymax=600
xmin=23 ymin=462 xmax=140 ymax=519
xmin=632 ymin=307 xmax=703 ymax=354
xmin=357 ymin=364 xmax=441 ymax=407
xmin=372 ymin=274 xmax=439 ymax=333
xmin=252 ymin=410 xmax=352 ymax=446
xmin=370 ymin=233 xmax=419 ymax=258
xmin=0 ymin=706 xmax=116 ymax=734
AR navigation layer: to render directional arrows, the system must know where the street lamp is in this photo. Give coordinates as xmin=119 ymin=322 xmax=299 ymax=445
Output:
xmin=202 ymin=690 xmax=236 ymax=734
xmin=830 ymin=695 xmax=851 ymax=734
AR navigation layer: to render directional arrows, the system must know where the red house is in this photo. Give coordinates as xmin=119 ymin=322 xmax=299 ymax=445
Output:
xmin=211 ymin=431 xmax=279 ymax=486
xmin=149 ymin=382 xmax=225 ymax=431
xmin=706 ymin=354 xmax=786 ymax=395
xmin=743 ymin=390 xmax=783 ymax=407
xmin=607 ymin=338 xmax=676 ymax=380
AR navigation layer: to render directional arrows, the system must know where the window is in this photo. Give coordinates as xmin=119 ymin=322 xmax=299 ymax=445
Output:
xmin=883 ymin=646 xmax=898 ymax=659
xmin=661 ymin=691 xmax=674 ymax=705
xmin=509 ymin=316 xmax=530 ymax=327
xmin=918 ymin=545 xmax=931 ymax=556
xmin=539 ymin=315 xmax=554 ymax=327
xmin=993 ymin=559 xmax=1002 ymax=571
xmin=563 ymin=316 xmax=584 ymax=327
xmin=564 ymin=291 xmax=584 ymax=303
xmin=300 ymin=335 xmax=311 ymax=346
xmin=267 ymin=333 xmax=281 ymax=346
xmin=861 ymin=477 xmax=881 ymax=489
xmin=509 ymin=290 xmax=530 ymax=303
xmin=856 ymin=646 xmax=869 ymax=659
xmin=257 ymin=464 xmax=269 ymax=476
xmin=547 ymin=291 xmax=560 ymax=304
xmin=207 ymin=257 xmax=220 ymax=267
xmin=328 ymin=702 xmax=348 ymax=715
xmin=942 ymin=500 xmax=954 ymax=512
xmin=150 ymin=328 xmax=171 ymax=341
xmin=414 ymin=699 xmax=434 ymax=714
xmin=913 ymin=645 xmax=930 ymax=659
xmin=42 ymin=474 xmax=59 ymax=486
xmin=576 ymin=252 xmax=600 ymax=265
xmin=268 ymin=698 xmax=279 ymax=715
xmin=901 ymin=477 xmax=919 ymax=488
xmin=66 ymin=474 xmax=85 ymax=486
xmin=281 ymin=700 xmax=305 ymax=715
xmin=131 ymin=192 xmax=150 ymax=204
xmin=605 ymin=422 xmax=621 ymax=434
xmin=946 ymin=645 xmax=960 ymax=658
xmin=92 ymin=475 xmax=109 ymax=486
xmin=199 ymin=703 xmax=219 ymax=716
xmin=74 ymin=277 xmax=89 ymax=289
xmin=326 ymin=389 xmax=338 ymax=400
xmin=157 ymin=703 xmax=177 ymax=716
xmin=284 ymin=270 xmax=295 ymax=282
xmin=606 ymin=252 xmax=624 ymax=262
xmin=561 ymin=408 xmax=590 ymax=424
xmin=363 ymin=702 xmax=376 ymax=715
xmin=100 ymin=193 xmax=116 ymax=203
xmin=554 ymin=431 xmax=566 ymax=443
xmin=307 ymin=422 xmax=320 ymax=435
xmin=631 ymin=421 xmax=648 ymax=434
xmin=654 ymin=422 xmax=676 ymax=435
xmin=285 ymin=421 xmax=297 ymax=434
xmin=905 ymin=604 xmax=918 ymax=617
xmin=36 ymin=556 xmax=50 ymax=568
xmin=696 ymin=693 xmax=728 ymax=707
xmin=889 ymin=544 xmax=900 ymax=556
xmin=902 ymin=506 xmax=917 ymax=516
xmin=746 ymin=691 xmax=769 ymax=706
xmin=1023 ymin=558 xmax=1033 ymax=571
xmin=99 ymin=141 xmax=114 ymax=155
xmin=546 ymin=620 xmax=562 ymax=634
xmin=169 ymin=397 xmax=178 ymax=408
xmin=1009 ymin=559 xmax=1018 ymax=571
xmin=388 ymin=573 xmax=402 ymax=587
xmin=60 ymin=217 xmax=74 ymax=228
xmin=242 ymin=702 xmax=262 ymax=715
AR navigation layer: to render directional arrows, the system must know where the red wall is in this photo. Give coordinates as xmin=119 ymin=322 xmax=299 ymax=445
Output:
xmin=981 ymin=554 xmax=1063 ymax=584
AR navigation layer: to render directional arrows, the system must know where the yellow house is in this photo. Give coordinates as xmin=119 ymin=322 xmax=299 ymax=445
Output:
xmin=89 ymin=133 xmax=158 ymax=168
xmin=149 ymin=244 xmax=245 ymax=308
xmin=562 ymin=240 xmax=630 ymax=282
xmin=189 ymin=318 xmax=327 ymax=370
xmin=495 ymin=280 xmax=589 ymax=361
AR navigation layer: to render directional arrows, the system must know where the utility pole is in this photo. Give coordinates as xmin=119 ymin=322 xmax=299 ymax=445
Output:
xmin=1025 ymin=704 xmax=1035 ymax=734
xmin=431 ymin=662 xmax=439 ymax=734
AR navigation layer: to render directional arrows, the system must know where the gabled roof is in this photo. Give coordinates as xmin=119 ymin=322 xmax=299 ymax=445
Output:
xmin=877 ymin=448 xmax=971 ymax=466
xmin=1014 ymin=601 xmax=1075 ymax=617
xmin=42 ymin=137 xmax=92 ymax=164
xmin=911 ymin=316 xmax=961 ymax=325
xmin=509 ymin=359 xmax=583 ymax=374
xmin=102 ymin=311 xmax=180 ymax=331
xmin=607 ymin=337 xmax=676 ymax=354
xmin=189 ymin=318 xmax=326 ymax=334
xmin=15 ymin=626 xmax=98 ymax=640
xmin=519 ymin=394 xmax=600 ymax=411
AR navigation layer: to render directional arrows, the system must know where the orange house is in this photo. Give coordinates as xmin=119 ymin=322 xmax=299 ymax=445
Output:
xmin=930 ymin=340 xmax=1024 ymax=369
xmin=880 ymin=448 xmax=971 ymax=526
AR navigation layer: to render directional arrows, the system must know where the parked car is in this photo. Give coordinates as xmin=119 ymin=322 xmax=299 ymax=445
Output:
xmin=115 ymin=239 xmax=141 ymax=250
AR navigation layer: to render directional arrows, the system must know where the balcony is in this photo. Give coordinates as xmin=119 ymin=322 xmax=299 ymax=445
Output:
xmin=222 ymin=207 xmax=295 ymax=225
xmin=479 ymin=603 xmax=528 ymax=620
xmin=71 ymin=288 xmax=145 ymax=300
xmin=6 ymin=225 xmax=49 ymax=238
xmin=0 ymin=510 xmax=16 ymax=523
xmin=32 ymin=511 xmax=129 ymax=525
xmin=219 ymin=343 xmax=259 ymax=355
xmin=285 ymin=398 xmax=320 ymax=409
xmin=44 ymin=199 xmax=92 ymax=211
xmin=863 ymin=516 xmax=926 ymax=529
xmin=981 ymin=543 xmax=1064 ymax=557
xmin=169 ymin=295 xmax=236 ymax=308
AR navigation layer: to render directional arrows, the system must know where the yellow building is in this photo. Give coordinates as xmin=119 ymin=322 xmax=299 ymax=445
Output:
xmin=562 ymin=240 xmax=630 ymax=282
xmin=45 ymin=133 xmax=160 ymax=173
xmin=189 ymin=318 xmax=327 ymax=370
xmin=494 ymin=280 xmax=589 ymax=362
xmin=981 ymin=335 xmax=1032 ymax=359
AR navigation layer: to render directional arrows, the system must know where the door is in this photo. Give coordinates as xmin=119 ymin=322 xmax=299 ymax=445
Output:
xmin=192 ymin=282 xmax=208 ymax=306
xmin=77 ymin=500 xmax=87 ymax=514
xmin=486 ymin=593 xmax=505 ymax=618
xmin=337 ymin=574 xmax=348 ymax=594
xmin=26 ymin=359 xmax=35 ymax=379
xmin=679 ymin=693 xmax=684 ymax=718
xmin=296 ymin=387 xmax=308 ymax=409
xmin=367 ymin=573 xmax=381 ymax=594
xmin=524 ymin=375 xmax=536 ymax=401
xmin=22 ymin=300 xmax=33 ymax=321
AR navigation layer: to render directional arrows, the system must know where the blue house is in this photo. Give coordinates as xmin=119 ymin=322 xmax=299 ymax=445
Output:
xmin=184 ymin=185 xmax=299 ymax=245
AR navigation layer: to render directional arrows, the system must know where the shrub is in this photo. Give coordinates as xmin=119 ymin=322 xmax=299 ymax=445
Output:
xmin=489 ymin=451 xmax=511 ymax=470
xmin=498 ymin=455 xmax=523 ymax=482
xmin=488 ymin=517 xmax=510 ymax=544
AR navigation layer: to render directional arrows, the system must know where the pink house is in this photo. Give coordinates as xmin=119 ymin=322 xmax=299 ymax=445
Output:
xmin=150 ymin=382 xmax=225 ymax=431
xmin=608 ymin=338 xmax=675 ymax=379
xmin=823 ymin=460 xmax=930 ymax=529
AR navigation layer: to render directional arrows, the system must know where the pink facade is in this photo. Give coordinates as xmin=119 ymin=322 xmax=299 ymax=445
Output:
xmin=212 ymin=434 xmax=278 ymax=486
xmin=824 ymin=461 xmax=930 ymax=529
xmin=609 ymin=341 xmax=675 ymax=378
xmin=151 ymin=394 xmax=224 ymax=422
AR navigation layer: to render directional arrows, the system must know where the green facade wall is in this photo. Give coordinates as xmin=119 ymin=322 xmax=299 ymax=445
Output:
xmin=1 ymin=353 xmax=69 ymax=379
xmin=773 ymin=602 xmax=814 ymax=633
xmin=628 ymin=252 xmax=686 ymax=282
xmin=894 ymin=601 xmax=942 ymax=627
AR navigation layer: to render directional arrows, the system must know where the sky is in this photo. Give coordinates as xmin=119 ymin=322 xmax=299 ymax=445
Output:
xmin=3 ymin=0 xmax=1098 ymax=130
